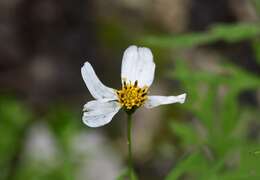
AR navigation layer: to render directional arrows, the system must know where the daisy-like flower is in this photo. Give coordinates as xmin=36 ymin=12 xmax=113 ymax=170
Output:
xmin=81 ymin=45 xmax=186 ymax=127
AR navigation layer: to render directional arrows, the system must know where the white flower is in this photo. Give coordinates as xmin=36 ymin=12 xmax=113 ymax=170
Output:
xmin=81 ymin=45 xmax=186 ymax=127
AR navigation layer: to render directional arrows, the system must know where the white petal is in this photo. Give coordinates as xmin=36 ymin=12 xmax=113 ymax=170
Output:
xmin=82 ymin=100 xmax=121 ymax=127
xmin=121 ymin=45 xmax=155 ymax=87
xmin=81 ymin=62 xmax=117 ymax=100
xmin=144 ymin=93 xmax=186 ymax=108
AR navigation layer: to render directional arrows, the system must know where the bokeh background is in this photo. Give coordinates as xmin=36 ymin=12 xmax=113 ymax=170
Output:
xmin=1 ymin=0 xmax=260 ymax=179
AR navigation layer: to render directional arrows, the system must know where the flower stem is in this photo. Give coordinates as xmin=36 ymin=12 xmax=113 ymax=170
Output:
xmin=127 ymin=113 xmax=134 ymax=180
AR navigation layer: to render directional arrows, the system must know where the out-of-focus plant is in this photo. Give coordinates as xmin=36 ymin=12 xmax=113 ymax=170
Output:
xmin=252 ymin=0 xmax=260 ymax=15
xmin=141 ymin=22 xmax=260 ymax=179
xmin=15 ymin=105 xmax=80 ymax=180
xmin=0 ymin=97 xmax=81 ymax=180
xmin=142 ymin=23 xmax=260 ymax=49
xmin=0 ymin=97 xmax=32 ymax=180
xmin=253 ymin=39 xmax=260 ymax=65
xmin=166 ymin=60 xmax=260 ymax=179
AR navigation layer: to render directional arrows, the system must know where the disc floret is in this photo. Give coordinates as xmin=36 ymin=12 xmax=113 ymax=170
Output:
xmin=116 ymin=80 xmax=148 ymax=110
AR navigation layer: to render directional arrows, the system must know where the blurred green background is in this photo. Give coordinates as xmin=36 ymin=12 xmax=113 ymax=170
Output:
xmin=0 ymin=0 xmax=260 ymax=179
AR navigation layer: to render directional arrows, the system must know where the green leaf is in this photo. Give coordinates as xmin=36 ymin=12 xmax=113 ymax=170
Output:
xmin=165 ymin=152 xmax=205 ymax=180
xmin=116 ymin=169 xmax=129 ymax=180
xmin=0 ymin=97 xmax=32 ymax=179
xmin=116 ymin=169 xmax=138 ymax=180
xmin=141 ymin=23 xmax=260 ymax=48
xmin=170 ymin=121 xmax=198 ymax=146
xmin=46 ymin=105 xmax=80 ymax=148
xmin=210 ymin=23 xmax=260 ymax=42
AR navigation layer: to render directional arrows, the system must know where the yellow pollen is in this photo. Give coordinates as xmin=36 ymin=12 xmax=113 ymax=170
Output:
xmin=116 ymin=80 xmax=148 ymax=110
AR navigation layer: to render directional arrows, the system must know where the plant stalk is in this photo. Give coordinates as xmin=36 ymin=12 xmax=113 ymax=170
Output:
xmin=127 ymin=113 xmax=134 ymax=180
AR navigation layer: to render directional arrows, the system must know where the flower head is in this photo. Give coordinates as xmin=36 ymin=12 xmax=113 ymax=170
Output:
xmin=116 ymin=80 xmax=148 ymax=111
xmin=81 ymin=45 xmax=186 ymax=127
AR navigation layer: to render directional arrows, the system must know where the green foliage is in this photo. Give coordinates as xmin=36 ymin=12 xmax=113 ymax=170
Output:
xmin=140 ymin=22 xmax=260 ymax=179
xmin=170 ymin=122 xmax=198 ymax=147
xmin=165 ymin=152 xmax=206 ymax=180
xmin=46 ymin=105 xmax=80 ymax=148
xmin=15 ymin=163 xmax=72 ymax=180
xmin=252 ymin=0 xmax=260 ymax=15
xmin=253 ymin=39 xmax=260 ymax=65
xmin=116 ymin=169 xmax=139 ymax=180
xmin=0 ymin=97 xmax=32 ymax=180
xmin=0 ymin=98 xmax=81 ymax=180
xmin=166 ymin=59 xmax=260 ymax=179
xmin=141 ymin=23 xmax=260 ymax=48
xmin=116 ymin=169 xmax=129 ymax=180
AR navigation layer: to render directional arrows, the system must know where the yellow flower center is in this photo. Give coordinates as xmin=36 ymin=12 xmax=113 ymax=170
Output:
xmin=116 ymin=80 xmax=148 ymax=110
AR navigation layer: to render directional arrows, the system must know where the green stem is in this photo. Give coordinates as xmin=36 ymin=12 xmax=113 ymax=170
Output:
xmin=127 ymin=113 xmax=134 ymax=180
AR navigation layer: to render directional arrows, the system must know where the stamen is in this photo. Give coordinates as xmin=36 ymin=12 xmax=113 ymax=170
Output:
xmin=134 ymin=80 xmax=138 ymax=87
xmin=116 ymin=80 xmax=148 ymax=110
